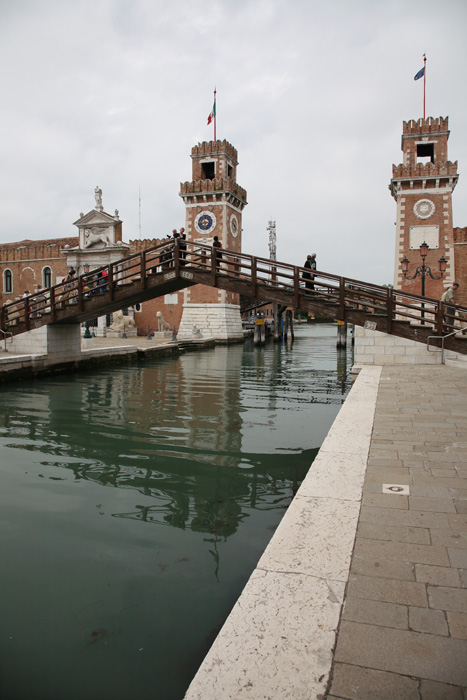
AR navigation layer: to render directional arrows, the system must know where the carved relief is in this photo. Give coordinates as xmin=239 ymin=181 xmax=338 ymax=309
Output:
xmin=84 ymin=227 xmax=115 ymax=249
xmin=413 ymin=199 xmax=435 ymax=220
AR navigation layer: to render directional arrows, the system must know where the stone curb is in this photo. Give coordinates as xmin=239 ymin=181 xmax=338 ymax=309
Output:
xmin=183 ymin=366 xmax=382 ymax=700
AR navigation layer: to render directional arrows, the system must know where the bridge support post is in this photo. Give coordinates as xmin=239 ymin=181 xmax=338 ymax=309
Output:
xmin=9 ymin=324 xmax=82 ymax=361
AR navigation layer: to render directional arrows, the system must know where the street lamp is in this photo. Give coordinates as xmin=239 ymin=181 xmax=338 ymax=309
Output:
xmin=401 ymin=242 xmax=447 ymax=298
xmin=401 ymin=242 xmax=447 ymax=323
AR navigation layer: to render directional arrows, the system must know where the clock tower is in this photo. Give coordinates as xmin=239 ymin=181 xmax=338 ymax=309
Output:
xmin=177 ymin=140 xmax=248 ymax=340
xmin=390 ymin=117 xmax=459 ymax=298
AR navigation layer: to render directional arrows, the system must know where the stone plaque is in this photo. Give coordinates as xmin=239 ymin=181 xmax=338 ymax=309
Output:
xmin=409 ymin=225 xmax=439 ymax=250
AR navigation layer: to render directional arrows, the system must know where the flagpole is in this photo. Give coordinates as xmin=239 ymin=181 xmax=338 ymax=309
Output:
xmin=214 ymin=87 xmax=217 ymax=142
xmin=423 ymin=54 xmax=426 ymax=119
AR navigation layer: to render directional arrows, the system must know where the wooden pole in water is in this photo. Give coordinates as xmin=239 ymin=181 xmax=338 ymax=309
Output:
xmin=254 ymin=312 xmax=266 ymax=345
xmin=273 ymin=303 xmax=281 ymax=341
xmin=285 ymin=309 xmax=294 ymax=342
xmin=337 ymin=321 xmax=347 ymax=347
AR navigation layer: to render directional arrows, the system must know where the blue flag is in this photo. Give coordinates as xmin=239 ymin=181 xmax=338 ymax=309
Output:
xmin=414 ymin=67 xmax=425 ymax=80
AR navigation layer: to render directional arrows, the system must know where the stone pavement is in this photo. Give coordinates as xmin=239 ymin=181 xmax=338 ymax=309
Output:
xmin=327 ymin=364 xmax=467 ymax=700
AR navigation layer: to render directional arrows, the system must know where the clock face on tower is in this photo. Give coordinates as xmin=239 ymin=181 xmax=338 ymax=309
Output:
xmin=195 ymin=211 xmax=216 ymax=234
xmin=230 ymin=214 xmax=239 ymax=237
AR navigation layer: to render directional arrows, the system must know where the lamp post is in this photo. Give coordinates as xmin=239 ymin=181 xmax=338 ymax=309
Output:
xmin=401 ymin=242 xmax=447 ymax=323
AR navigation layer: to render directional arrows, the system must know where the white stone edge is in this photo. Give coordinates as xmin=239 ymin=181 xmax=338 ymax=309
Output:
xmin=81 ymin=346 xmax=139 ymax=357
xmin=183 ymin=365 xmax=382 ymax=700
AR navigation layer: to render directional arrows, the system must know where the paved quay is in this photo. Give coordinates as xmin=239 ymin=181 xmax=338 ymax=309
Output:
xmin=184 ymin=363 xmax=467 ymax=700
xmin=326 ymin=364 xmax=467 ymax=700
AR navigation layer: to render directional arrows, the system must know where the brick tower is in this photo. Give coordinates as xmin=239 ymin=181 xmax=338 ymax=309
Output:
xmin=390 ymin=117 xmax=459 ymax=299
xmin=177 ymin=140 xmax=248 ymax=340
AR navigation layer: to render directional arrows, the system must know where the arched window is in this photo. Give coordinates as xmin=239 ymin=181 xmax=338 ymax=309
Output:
xmin=43 ymin=266 xmax=52 ymax=288
xmin=4 ymin=269 xmax=12 ymax=294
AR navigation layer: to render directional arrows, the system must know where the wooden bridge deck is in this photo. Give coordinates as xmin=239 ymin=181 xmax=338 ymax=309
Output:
xmin=2 ymin=240 xmax=466 ymax=355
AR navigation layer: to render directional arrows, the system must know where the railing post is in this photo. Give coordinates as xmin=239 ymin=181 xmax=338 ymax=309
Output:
xmin=108 ymin=265 xmax=114 ymax=300
xmin=78 ymin=276 xmax=84 ymax=311
xmin=24 ymin=295 xmax=30 ymax=329
xmin=251 ymin=257 xmax=257 ymax=297
xmin=387 ymin=287 xmax=394 ymax=334
xmin=141 ymin=250 xmax=147 ymax=289
xmin=436 ymin=302 xmax=444 ymax=335
xmin=294 ymin=267 xmax=300 ymax=309
xmin=339 ymin=278 xmax=345 ymax=320
xmin=50 ymin=288 xmax=56 ymax=321
xmin=174 ymin=239 xmax=180 ymax=276
xmin=271 ymin=264 xmax=277 ymax=286
xmin=211 ymin=245 xmax=217 ymax=282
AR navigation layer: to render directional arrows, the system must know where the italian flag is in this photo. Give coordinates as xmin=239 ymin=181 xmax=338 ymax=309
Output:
xmin=207 ymin=100 xmax=216 ymax=125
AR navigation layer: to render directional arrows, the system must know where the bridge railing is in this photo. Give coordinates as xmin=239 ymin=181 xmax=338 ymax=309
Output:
xmin=1 ymin=239 xmax=466 ymax=338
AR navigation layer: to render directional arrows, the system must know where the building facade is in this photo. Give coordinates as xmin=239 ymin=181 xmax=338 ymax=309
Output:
xmin=0 ymin=140 xmax=248 ymax=339
xmin=390 ymin=116 xmax=466 ymax=305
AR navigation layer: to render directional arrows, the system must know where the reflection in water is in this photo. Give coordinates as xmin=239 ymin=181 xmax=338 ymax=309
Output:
xmin=0 ymin=324 xmax=351 ymax=700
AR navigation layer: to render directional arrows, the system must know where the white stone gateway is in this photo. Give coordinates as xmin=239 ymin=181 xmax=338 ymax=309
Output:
xmin=65 ymin=188 xmax=130 ymax=337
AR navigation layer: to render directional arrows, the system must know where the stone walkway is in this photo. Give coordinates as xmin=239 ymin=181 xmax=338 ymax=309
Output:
xmin=327 ymin=365 xmax=467 ymax=699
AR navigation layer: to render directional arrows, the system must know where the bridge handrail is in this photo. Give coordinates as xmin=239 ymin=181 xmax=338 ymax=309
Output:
xmin=1 ymin=238 xmax=467 ymax=338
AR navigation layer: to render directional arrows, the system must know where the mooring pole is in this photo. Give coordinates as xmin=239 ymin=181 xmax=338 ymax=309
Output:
xmin=273 ymin=303 xmax=281 ymax=342
xmin=337 ymin=321 xmax=347 ymax=347
xmin=285 ymin=309 xmax=294 ymax=342
xmin=254 ymin=311 xmax=266 ymax=345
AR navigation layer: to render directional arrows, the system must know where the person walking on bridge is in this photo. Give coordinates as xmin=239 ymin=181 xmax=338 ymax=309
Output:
xmin=213 ymin=235 xmax=222 ymax=270
xmin=179 ymin=227 xmax=187 ymax=266
xmin=441 ymin=282 xmax=459 ymax=331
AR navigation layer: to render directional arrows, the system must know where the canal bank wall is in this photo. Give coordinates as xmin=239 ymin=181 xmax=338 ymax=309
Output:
xmin=183 ymin=364 xmax=382 ymax=700
xmin=0 ymin=335 xmax=244 ymax=383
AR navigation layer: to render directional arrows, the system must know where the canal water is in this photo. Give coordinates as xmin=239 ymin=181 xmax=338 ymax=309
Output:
xmin=0 ymin=324 xmax=352 ymax=700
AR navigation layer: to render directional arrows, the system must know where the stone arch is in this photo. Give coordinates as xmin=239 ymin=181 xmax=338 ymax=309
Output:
xmin=20 ymin=266 xmax=36 ymax=293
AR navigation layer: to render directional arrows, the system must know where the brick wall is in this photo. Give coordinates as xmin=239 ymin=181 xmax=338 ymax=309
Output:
xmin=453 ymin=227 xmax=467 ymax=306
xmin=0 ymin=237 xmax=77 ymax=303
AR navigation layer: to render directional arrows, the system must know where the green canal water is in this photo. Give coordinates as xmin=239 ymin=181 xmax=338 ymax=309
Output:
xmin=0 ymin=324 xmax=352 ymax=700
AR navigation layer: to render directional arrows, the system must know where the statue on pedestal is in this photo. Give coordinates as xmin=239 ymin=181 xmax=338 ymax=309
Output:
xmin=94 ymin=186 xmax=103 ymax=212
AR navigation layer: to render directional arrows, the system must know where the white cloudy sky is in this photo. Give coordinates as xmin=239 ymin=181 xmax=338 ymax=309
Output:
xmin=1 ymin=0 xmax=466 ymax=285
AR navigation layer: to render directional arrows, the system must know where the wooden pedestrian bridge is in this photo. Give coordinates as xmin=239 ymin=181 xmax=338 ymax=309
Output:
xmin=1 ymin=239 xmax=466 ymax=355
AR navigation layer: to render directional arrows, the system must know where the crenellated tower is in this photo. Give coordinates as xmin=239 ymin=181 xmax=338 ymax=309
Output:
xmin=177 ymin=140 xmax=248 ymax=340
xmin=390 ymin=116 xmax=459 ymax=298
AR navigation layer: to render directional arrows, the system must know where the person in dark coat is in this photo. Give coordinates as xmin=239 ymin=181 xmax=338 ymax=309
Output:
xmin=213 ymin=235 xmax=222 ymax=270
xmin=302 ymin=254 xmax=316 ymax=290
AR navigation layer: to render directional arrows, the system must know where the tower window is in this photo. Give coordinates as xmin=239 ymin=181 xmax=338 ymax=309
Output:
xmin=201 ymin=162 xmax=215 ymax=180
xmin=417 ymin=143 xmax=434 ymax=164
xmin=227 ymin=164 xmax=233 ymax=178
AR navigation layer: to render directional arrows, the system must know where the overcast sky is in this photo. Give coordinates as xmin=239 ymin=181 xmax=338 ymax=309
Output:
xmin=1 ymin=0 xmax=466 ymax=285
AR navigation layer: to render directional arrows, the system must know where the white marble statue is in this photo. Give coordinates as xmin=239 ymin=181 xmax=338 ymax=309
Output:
xmin=156 ymin=311 xmax=171 ymax=331
xmin=109 ymin=310 xmax=135 ymax=331
xmin=94 ymin=186 xmax=103 ymax=211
